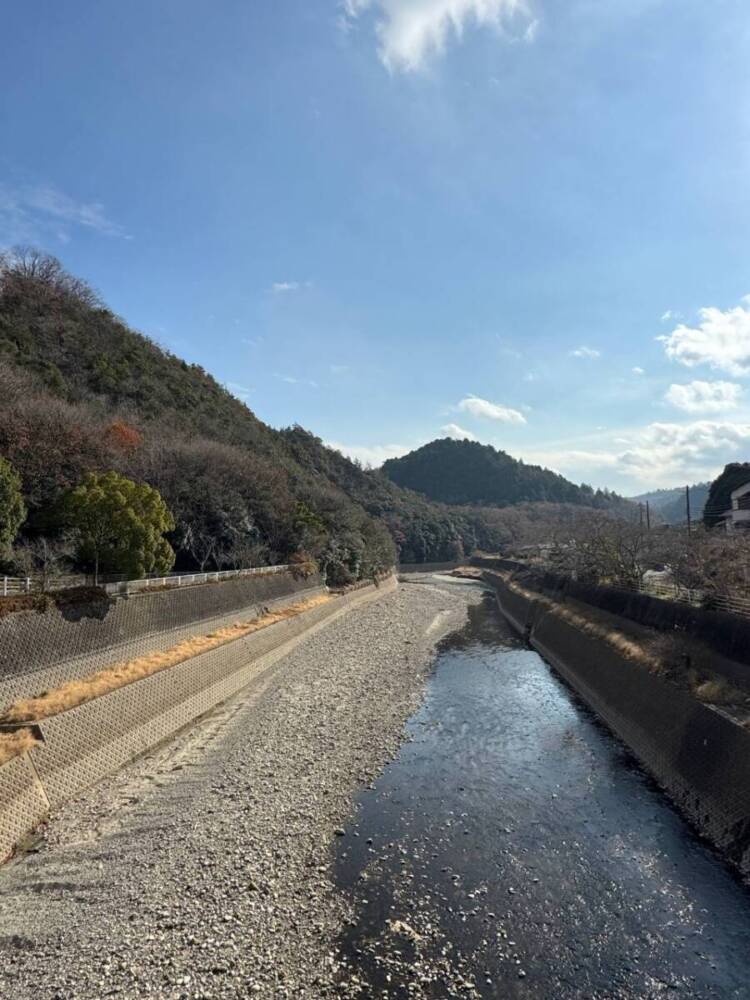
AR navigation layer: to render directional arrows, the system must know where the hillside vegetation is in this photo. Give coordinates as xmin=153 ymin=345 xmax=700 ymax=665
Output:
xmin=704 ymin=464 xmax=750 ymax=529
xmin=382 ymin=438 xmax=627 ymax=511
xmin=0 ymin=250 xmax=629 ymax=580
xmin=632 ymin=483 xmax=710 ymax=525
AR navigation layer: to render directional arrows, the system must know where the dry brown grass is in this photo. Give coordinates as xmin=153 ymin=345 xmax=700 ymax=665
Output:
xmin=692 ymin=677 xmax=741 ymax=706
xmin=0 ymin=594 xmax=331 ymax=727
xmin=506 ymin=577 xmax=657 ymax=669
xmin=0 ymin=728 xmax=40 ymax=766
xmin=504 ymin=575 xmax=750 ymax=715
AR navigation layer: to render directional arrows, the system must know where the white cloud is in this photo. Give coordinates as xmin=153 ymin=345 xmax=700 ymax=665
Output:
xmin=441 ymin=422 xmax=478 ymax=440
xmin=457 ymin=394 xmax=526 ymax=424
xmin=524 ymin=420 xmax=750 ymax=487
xmin=342 ymin=0 xmax=536 ymax=73
xmin=632 ymin=366 xmax=645 ymax=375
xmin=271 ymin=281 xmax=301 ymax=293
xmin=0 ymin=182 xmax=128 ymax=243
xmin=523 ymin=16 xmax=539 ymax=41
xmin=664 ymin=380 xmax=742 ymax=414
xmin=326 ymin=440 xmax=412 ymax=467
xmin=570 ymin=346 xmax=601 ymax=360
xmin=659 ymin=301 xmax=750 ymax=376
xmin=274 ymin=373 xmax=319 ymax=388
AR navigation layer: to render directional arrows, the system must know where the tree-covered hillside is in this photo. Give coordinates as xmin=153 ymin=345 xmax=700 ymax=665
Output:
xmin=704 ymin=464 xmax=750 ymax=529
xmin=0 ymin=249 xmax=475 ymax=576
xmin=382 ymin=438 xmax=627 ymax=511
xmin=632 ymin=484 xmax=710 ymax=525
xmin=0 ymin=250 xmax=632 ymax=578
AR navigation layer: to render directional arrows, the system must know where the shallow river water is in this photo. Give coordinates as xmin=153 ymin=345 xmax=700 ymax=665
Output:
xmin=335 ymin=584 xmax=750 ymax=999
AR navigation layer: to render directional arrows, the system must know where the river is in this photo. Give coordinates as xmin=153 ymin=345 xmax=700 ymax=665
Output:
xmin=335 ymin=582 xmax=750 ymax=999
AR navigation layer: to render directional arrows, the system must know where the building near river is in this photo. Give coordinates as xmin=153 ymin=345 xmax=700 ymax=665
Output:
xmin=722 ymin=482 xmax=750 ymax=532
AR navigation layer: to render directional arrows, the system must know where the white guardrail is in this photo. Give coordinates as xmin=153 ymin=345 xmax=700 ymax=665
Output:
xmin=1 ymin=565 xmax=291 ymax=598
xmin=637 ymin=580 xmax=750 ymax=619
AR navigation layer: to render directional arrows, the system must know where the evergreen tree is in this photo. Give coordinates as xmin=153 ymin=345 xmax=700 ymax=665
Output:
xmin=65 ymin=471 xmax=175 ymax=582
xmin=0 ymin=456 xmax=25 ymax=553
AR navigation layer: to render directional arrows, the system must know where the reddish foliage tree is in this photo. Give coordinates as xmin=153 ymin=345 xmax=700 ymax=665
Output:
xmin=104 ymin=420 xmax=142 ymax=453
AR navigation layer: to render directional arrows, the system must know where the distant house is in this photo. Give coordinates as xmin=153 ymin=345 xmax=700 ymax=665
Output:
xmin=723 ymin=482 xmax=750 ymax=532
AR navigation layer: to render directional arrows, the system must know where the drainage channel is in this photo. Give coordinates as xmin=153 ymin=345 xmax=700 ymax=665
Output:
xmin=334 ymin=589 xmax=750 ymax=999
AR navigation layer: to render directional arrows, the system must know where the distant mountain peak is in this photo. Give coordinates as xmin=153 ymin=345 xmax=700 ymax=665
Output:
xmin=382 ymin=438 xmax=625 ymax=511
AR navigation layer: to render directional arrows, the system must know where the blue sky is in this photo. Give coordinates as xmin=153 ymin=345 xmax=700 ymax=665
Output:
xmin=2 ymin=0 xmax=750 ymax=493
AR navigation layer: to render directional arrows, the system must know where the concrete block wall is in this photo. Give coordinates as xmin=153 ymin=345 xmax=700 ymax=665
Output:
xmin=398 ymin=561 xmax=461 ymax=574
xmin=0 ymin=576 xmax=397 ymax=861
xmin=0 ymin=570 xmax=325 ymax=709
xmin=489 ymin=574 xmax=750 ymax=875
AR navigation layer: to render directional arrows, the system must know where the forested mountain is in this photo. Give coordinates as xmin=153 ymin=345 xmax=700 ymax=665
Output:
xmin=382 ymin=438 xmax=627 ymax=511
xmin=704 ymin=465 xmax=750 ymax=529
xmin=0 ymin=250 xmax=632 ymax=579
xmin=0 ymin=249 xmax=485 ymax=577
xmin=631 ymin=484 xmax=710 ymax=525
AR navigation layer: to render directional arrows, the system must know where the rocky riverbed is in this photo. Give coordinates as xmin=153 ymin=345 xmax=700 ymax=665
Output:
xmin=0 ymin=577 xmax=481 ymax=999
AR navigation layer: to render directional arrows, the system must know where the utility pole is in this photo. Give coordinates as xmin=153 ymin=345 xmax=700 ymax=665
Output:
xmin=646 ymin=500 xmax=651 ymax=532
xmin=686 ymin=485 xmax=692 ymax=535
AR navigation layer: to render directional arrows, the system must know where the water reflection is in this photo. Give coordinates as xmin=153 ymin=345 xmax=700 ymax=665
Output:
xmin=335 ymin=588 xmax=750 ymax=999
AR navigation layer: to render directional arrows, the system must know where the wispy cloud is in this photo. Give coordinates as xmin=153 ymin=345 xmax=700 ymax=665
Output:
xmin=270 ymin=280 xmax=313 ymax=294
xmin=457 ymin=394 xmax=526 ymax=424
xmin=441 ymin=422 xmax=478 ymax=441
xmin=226 ymin=381 xmax=253 ymax=401
xmin=274 ymin=373 xmax=319 ymax=388
xmin=342 ymin=0 xmax=537 ymax=73
xmin=0 ymin=182 xmax=129 ymax=245
xmin=659 ymin=299 xmax=750 ymax=376
xmin=632 ymin=366 xmax=645 ymax=375
xmin=327 ymin=440 xmax=412 ymax=467
xmin=524 ymin=420 xmax=750 ymax=487
xmin=664 ymin=380 xmax=742 ymax=414
xmin=570 ymin=346 xmax=601 ymax=360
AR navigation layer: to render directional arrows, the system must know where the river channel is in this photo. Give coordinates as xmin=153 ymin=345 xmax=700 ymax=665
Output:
xmin=334 ymin=581 xmax=750 ymax=999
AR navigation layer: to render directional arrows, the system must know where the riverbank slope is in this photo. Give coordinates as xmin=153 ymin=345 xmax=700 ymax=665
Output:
xmin=0 ymin=576 xmax=480 ymax=1000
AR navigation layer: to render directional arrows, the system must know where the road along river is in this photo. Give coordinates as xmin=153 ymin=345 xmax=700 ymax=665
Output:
xmin=334 ymin=581 xmax=750 ymax=999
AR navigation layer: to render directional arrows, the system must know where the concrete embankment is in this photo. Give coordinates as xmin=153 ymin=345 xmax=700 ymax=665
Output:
xmin=0 ymin=567 xmax=327 ymax=707
xmin=487 ymin=572 xmax=750 ymax=874
xmin=0 ymin=573 xmax=395 ymax=861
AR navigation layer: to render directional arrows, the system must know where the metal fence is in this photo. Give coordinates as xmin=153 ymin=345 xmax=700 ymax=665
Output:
xmin=636 ymin=579 xmax=750 ymax=620
xmin=1 ymin=574 xmax=87 ymax=596
xmin=1 ymin=565 xmax=291 ymax=599
xmin=505 ymin=558 xmax=750 ymax=622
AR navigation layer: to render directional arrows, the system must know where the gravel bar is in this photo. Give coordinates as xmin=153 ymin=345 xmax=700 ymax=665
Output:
xmin=0 ymin=577 xmax=482 ymax=999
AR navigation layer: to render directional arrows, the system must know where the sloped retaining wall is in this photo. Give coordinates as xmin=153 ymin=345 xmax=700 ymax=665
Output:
xmin=0 ymin=569 xmax=325 ymax=708
xmin=514 ymin=566 xmax=750 ymax=670
xmin=488 ymin=574 xmax=750 ymax=875
xmin=0 ymin=576 xmax=397 ymax=861
xmin=398 ymin=561 xmax=461 ymax=574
